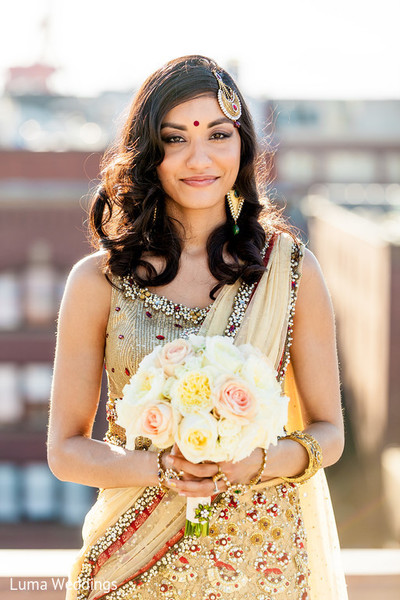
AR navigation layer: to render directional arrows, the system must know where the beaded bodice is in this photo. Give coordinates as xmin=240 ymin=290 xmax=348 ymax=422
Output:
xmin=103 ymin=231 xmax=301 ymax=448
xmin=104 ymin=278 xmax=210 ymax=446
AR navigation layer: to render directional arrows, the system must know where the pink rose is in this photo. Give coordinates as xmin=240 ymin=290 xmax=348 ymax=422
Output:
xmin=139 ymin=402 xmax=175 ymax=448
xmin=159 ymin=338 xmax=192 ymax=376
xmin=214 ymin=378 xmax=258 ymax=425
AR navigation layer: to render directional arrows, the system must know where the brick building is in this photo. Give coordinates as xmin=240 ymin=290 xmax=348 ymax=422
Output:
xmin=0 ymin=150 xmax=102 ymax=537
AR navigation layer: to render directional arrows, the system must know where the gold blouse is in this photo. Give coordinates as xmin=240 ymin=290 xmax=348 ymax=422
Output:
xmin=104 ymin=277 xmax=210 ymax=447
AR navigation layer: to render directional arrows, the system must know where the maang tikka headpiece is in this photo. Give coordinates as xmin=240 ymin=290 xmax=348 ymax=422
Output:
xmin=212 ymin=70 xmax=242 ymax=127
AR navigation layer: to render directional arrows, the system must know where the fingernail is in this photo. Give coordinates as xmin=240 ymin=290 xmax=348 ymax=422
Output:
xmin=178 ymin=492 xmax=186 ymax=496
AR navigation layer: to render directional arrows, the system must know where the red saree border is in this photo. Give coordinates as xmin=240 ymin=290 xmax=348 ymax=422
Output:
xmin=76 ymin=487 xmax=166 ymax=600
xmin=92 ymin=489 xmax=165 ymax=577
xmin=93 ymin=526 xmax=186 ymax=600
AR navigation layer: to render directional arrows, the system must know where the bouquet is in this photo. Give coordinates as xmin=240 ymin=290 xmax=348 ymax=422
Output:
xmin=116 ymin=334 xmax=289 ymax=536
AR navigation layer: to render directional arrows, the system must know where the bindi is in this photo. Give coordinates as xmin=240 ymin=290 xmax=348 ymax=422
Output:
xmin=193 ymin=120 xmax=200 ymax=127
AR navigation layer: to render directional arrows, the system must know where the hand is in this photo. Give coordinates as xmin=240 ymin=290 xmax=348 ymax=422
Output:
xmin=163 ymin=443 xmax=223 ymax=498
xmin=217 ymin=447 xmax=266 ymax=486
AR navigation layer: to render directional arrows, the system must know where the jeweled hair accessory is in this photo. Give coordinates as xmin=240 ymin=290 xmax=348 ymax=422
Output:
xmin=213 ymin=70 xmax=242 ymax=124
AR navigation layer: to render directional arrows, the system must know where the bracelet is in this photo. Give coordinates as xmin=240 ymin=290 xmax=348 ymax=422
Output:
xmin=157 ymin=448 xmax=170 ymax=491
xmin=213 ymin=466 xmax=231 ymax=487
xmin=279 ymin=430 xmax=323 ymax=484
xmin=212 ymin=447 xmax=268 ymax=497
xmin=248 ymin=447 xmax=268 ymax=486
xmin=157 ymin=448 xmax=184 ymax=491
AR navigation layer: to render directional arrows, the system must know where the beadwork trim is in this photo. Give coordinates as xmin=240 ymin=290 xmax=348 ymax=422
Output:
xmin=277 ymin=241 xmax=304 ymax=382
xmin=120 ymin=278 xmax=212 ymax=325
xmin=223 ymin=233 xmax=273 ymax=338
xmin=76 ymin=486 xmax=165 ymax=600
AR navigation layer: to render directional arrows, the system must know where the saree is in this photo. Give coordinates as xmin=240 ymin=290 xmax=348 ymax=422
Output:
xmin=67 ymin=232 xmax=348 ymax=600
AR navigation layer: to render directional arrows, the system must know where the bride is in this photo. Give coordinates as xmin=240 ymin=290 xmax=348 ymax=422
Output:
xmin=48 ymin=55 xmax=347 ymax=599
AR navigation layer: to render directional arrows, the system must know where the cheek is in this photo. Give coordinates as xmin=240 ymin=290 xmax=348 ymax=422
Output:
xmin=223 ymin=138 xmax=241 ymax=173
xmin=156 ymin=151 xmax=179 ymax=184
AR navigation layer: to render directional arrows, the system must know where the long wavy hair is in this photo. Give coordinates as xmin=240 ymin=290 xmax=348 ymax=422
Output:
xmin=89 ymin=55 xmax=294 ymax=299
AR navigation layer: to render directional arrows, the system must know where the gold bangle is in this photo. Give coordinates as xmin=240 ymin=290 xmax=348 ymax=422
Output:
xmin=248 ymin=447 xmax=268 ymax=486
xmin=157 ymin=448 xmax=169 ymax=491
xmin=279 ymin=430 xmax=322 ymax=484
xmin=157 ymin=448 xmax=184 ymax=491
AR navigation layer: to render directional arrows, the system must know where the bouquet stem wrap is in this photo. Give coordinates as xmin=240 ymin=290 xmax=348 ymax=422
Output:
xmin=184 ymin=496 xmax=212 ymax=537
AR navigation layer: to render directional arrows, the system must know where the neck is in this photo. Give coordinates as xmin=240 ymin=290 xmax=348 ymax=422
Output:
xmin=166 ymin=202 xmax=227 ymax=256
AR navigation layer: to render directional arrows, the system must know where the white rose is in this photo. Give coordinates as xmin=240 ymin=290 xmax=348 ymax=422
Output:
xmin=174 ymin=355 xmax=204 ymax=379
xmin=162 ymin=376 xmax=175 ymax=399
xmin=114 ymin=399 xmax=140 ymax=450
xmin=230 ymin=421 xmax=266 ymax=463
xmin=176 ymin=411 xmax=219 ymax=463
xmin=121 ymin=367 xmax=165 ymax=406
xmin=187 ymin=334 xmax=207 ymax=353
xmin=257 ymin=393 xmax=290 ymax=447
xmin=137 ymin=345 xmax=163 ymax=372
xmin=217 ymin=418 xmax=243 ymax=462
xmin=203 ymin=336 xmax=243 ymax=374
xmin=239 ymin=353 xmax=279 ymax=396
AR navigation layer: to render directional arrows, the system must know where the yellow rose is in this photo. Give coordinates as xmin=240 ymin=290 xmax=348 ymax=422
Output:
xmin=170 ymin=368 xmax=214 ymax=415
xmin=176 ymin=412 xmax=219 ymax=463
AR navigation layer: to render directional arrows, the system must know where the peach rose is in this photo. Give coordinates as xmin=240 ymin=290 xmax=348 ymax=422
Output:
xmin=214 ymin=377 xmax=258 ymax=425
xmin=138 ymin=401 xmax=175 ymax=448
xmin=159 ymin=339 xmax=193 ymax=377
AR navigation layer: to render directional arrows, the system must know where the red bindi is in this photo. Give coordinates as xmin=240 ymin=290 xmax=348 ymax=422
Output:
xmin=193 ymin=120 xmax=200 ymax=127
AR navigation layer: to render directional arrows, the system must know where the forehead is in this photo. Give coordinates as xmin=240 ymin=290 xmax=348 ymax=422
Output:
xmin=162 ymin=94 xmax=225 ymax=123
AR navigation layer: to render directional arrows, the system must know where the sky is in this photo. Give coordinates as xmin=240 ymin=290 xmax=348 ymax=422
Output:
xmin=1 ymin=0 xmax=399 ymax=99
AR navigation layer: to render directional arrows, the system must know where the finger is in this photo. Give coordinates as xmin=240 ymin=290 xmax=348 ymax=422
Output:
xmin=171 ymin=443 xmax=184 ymax=458
xmin=173 ymin=478 xmax=227 ymax=498
xmin=167 ymin=456 xmax=219 ymax=479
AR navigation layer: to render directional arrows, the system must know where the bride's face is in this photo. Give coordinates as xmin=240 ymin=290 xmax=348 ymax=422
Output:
xmin=157 ymin=94 xmax=241 ymax=216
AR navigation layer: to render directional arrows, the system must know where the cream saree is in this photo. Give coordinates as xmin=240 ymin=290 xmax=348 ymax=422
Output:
xmin=67 ymin=232 xmax=347 ymax=600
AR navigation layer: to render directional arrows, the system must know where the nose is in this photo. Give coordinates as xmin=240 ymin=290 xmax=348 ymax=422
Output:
xmin=186 ymin=139 xmax=212 ymax=170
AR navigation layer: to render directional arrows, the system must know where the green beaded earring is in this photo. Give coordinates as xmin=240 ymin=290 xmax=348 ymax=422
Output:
xmin=226 ymin=189 xmax=244 ymax=235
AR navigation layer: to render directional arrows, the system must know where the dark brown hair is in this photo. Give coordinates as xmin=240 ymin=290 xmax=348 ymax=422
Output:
xmin=89 ymin=55 xmax=294 ymax=298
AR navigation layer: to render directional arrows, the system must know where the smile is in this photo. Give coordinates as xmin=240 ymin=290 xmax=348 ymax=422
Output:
xmin=181 ymin=176 xmax=219 ymax=187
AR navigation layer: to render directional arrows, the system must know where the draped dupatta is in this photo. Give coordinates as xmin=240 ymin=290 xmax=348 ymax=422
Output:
xmin=67 ymin=232 xmax=347 ymax=600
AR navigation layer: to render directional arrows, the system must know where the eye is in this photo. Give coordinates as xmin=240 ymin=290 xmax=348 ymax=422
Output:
xmin=211 ymin=131 xmax=232 ymax=140
xmin=162 ymin=135 xmax=185 ymax=144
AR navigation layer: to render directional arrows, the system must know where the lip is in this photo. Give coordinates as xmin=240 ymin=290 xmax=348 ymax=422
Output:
xmin=181 ymin=176 xmax=219 ymax=187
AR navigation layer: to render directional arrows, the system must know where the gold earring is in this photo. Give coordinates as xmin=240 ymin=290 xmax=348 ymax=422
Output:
xmin=226 ymin=189 xmax=244 ymax=235
xmin=152 ymin=204 xmax=157 ymax=225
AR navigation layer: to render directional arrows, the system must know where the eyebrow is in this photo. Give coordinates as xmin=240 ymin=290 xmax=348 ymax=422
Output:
xmin=160 ymin=117 xmax=233 ymax=130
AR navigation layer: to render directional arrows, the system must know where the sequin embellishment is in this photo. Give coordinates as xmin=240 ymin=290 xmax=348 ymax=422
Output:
xmin=120 ymin=278 xmax=212 ymax=325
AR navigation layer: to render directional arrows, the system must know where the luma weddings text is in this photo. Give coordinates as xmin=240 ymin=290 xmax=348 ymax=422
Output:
xmin=9 ymin=578 xmax=118 ymax=592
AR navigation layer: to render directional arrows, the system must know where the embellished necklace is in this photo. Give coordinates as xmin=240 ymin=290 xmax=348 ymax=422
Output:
xmin=121 ymin=234 xmax=273 ymax=330
xmin=120 ymin=278 xmax=212 ymax=326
